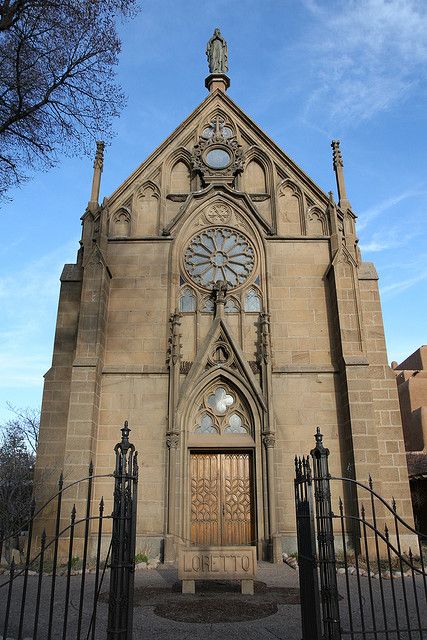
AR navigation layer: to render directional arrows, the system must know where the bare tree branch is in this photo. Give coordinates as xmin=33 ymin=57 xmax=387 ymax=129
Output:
xmin=5 ymin=402 xmax=40 ymax=454
xmin=0 ymin=0 xmax=138 ymax=200
xmin=0 ymin=405 xmax=39 ymax=539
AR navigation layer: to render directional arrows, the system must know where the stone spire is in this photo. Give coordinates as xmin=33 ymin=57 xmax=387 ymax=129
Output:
xmin=88 ymin=140 xmax=105 ymax=212
xmin=331 ymin=140 xmax=351 ymax=212
xmin=205 ymin=28 xmax=230 ymax=93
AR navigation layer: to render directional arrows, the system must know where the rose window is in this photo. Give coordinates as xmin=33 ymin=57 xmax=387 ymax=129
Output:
xmin=184 ymin=228 xmax=255 ymax=290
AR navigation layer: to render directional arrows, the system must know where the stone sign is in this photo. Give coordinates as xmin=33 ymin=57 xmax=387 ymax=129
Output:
xmin=178 ymin=546 xmax=257 ymax=594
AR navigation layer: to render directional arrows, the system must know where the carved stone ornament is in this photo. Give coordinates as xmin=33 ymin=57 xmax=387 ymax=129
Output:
xmin=331 ymin=140 xmax=343 ymax=169
xmin=208 ymin=339 xmax=233 ymax=367
xmin=205 ymin=202 xmax=232 ymax=224
xmin=257 ymin=312 xmax=271 ymax=365
xmin=180 ymin=360 xmax=193 ymax=374
xmin=166 ymin=431 xmax=180 ymax=449
xmin=94 ymin=140 xmax=105 ymax=171
xmin=191 ymin=115 xmax=244 ymax=186
xmin=263 ymin=432 xmax=276 ymax=448
xmin=213 ymin=280 xmax=227 ymax=304
xmin=166 ymin=312 xmax=182 ymax=367
xmin=249 ymin=360 xmax=259 ymax=374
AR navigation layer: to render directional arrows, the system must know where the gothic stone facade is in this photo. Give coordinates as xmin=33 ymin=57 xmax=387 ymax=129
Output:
xmin=35 ymin=85 xmax=413 ymax=561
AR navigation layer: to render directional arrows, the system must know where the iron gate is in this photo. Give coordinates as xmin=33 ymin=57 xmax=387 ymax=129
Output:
xmin=295 ymin=429 xmax=427 ymax=639
xmin=0 ymin=421 xmax=138 ymax=640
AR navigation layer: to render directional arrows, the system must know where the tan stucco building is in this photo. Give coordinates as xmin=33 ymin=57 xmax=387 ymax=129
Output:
xmin=393 ymin=346 xmax=427 ymax=535
xmin=35 ymin=39 xmax=414 ymax=562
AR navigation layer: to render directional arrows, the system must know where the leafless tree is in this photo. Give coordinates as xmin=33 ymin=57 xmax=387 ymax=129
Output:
xmin=0 ymin=0 xmax=137 ymax=200
xmin=4 ymin=402 xmax=39 ymax=453
xmin=0 ymin=406 xmax=40 ymax=539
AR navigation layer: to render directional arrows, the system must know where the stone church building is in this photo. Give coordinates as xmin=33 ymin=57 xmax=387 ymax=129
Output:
xmin=35 ymin=31 xmax=413 ymax=562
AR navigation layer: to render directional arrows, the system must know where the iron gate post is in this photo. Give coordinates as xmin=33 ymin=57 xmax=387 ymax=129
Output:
xmin=311 ymin=428 xmax=341 ymax=640
xmin=295 ymin=456 xmax=322 ymax=640
xmin=107 ymin=422 xmax=138 ymax=640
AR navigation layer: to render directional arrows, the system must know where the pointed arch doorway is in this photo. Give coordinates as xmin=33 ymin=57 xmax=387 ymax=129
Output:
xmin=185 ymin=378 xmax=259 ymax=548
xmin=190 ymin=450 xmax=255 ymax=546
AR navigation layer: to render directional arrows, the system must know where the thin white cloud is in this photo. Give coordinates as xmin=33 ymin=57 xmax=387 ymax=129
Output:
xmin=358 ymin=189 xmax=427 ymax=230
xmin=300 ymin=0 xmax=427 ymax=125
xmin=380 ymin=270 xmax=427 ymax=298
xmin=361 ymin=237 xmax=407 ymax=253
xmin=359 ymin=224 xmax=416 ymax=252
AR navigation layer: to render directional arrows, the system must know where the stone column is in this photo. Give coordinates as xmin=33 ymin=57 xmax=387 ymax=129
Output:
xmin=164 ymin=312 xmax=181 ymax=562
xmin=258 ymin=312 xmax=280 ymax=561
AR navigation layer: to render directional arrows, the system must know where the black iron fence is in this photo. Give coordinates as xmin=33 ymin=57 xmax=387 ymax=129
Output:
xmin=295 ymin=429 xmax=427 ymax=640
xmin=0 ymin=421 xmax=138 ymax=640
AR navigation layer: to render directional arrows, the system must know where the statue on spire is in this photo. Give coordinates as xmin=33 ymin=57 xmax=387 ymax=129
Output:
xmin=206 ymin=28 xmax=228 ymax=74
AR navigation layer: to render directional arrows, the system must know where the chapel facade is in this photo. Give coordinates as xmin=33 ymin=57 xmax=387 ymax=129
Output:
xmin=35 ymin=31 xmax=414 ymax=562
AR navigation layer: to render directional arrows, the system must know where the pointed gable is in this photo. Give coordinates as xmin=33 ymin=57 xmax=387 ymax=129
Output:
xmin=178 ymin=315 xmax=266 ymax=414
xmin=104 ymin=90 xmax=331 ymax=240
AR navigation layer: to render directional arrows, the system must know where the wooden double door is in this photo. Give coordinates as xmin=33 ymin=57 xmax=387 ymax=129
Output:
xmin=190 ymin=451 xmax=254 ymax=546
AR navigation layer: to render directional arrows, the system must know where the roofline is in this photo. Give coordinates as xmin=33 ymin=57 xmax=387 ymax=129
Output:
xmin=106 ymin=89 xmax=331 ymax=206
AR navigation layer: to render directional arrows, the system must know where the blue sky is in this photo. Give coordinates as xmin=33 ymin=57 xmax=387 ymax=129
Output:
xmin=1 ymin=0 xmax=426 ymax=423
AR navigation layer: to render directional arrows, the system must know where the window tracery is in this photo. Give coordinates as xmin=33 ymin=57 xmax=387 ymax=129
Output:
xmin=244 ymin=286 xmax=262 ymax=312
xmin=179 ymin=286 xmax=197 ymax=312
xmin=179 ymin=281 xmax=261 ymax=314
xmin=184 ymin=227 xmax=255 ymax=290
xmin=193 ymin=383 xmax=251 ymax=435
xmin=201 ymin=297 xmax=215 ymax=313
xmin=110 ymin=208 xmax=131 ymax=237
xmin=224 ymin=297 xmax=239 ymax=313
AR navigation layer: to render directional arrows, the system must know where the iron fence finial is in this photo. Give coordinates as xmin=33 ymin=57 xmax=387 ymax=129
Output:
xmin=121 ymin=419 xmax=130 ymax=444
xmin=311 ymin=427 xmax=329 ymax=460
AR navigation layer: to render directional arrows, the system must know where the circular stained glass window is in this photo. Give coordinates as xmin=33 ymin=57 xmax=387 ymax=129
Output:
xmin=184 ymin=228 xmax=255 ymax=290
xmin=205 ymin=148 xmax=231 ymax=169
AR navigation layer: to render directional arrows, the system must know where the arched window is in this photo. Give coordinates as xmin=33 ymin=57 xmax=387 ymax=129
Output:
xmin=201 ymin=297 xmax=214 ymax=313
xmin=193 ymin=383 xmax=251 ymax=436
xmin=246 ymin=159 xmax=267 ymax=193
xmin=195 ymin=413 xmax=218 ymax=434
xmin=110 ymin=208 xmax=130 ymax=237
xmin=224 ymin=297 xmax=239 ymax=313
xmin=307 ymin=208 xmax=328 ymax=236
xmin=244 ymin=287 xmax=262 ymax=312
xmin=179 ymin=286 xmax=196 ymax=312
xmin=170 ymin=160 xmax=191 ymax=193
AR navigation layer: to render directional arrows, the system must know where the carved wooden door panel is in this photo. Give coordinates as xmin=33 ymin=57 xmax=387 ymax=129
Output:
xmin=190 ymin=452 xmax=254 ymax=546
xmin=221 ymin=452 xmax=253 ymax=545
xmin=190 ymin=453 xmax=221 ymax=545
